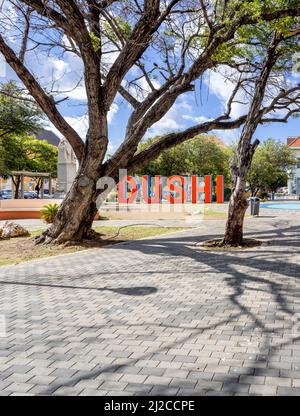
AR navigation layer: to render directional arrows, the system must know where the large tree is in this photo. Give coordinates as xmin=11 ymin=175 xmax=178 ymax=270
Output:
xmin=247 ymin=139 xmax=297 ymax=197
xmin=1 ymin=1 xmax=300 ymax=244
xmin=223 ymin=30 xmax=299 ymax=246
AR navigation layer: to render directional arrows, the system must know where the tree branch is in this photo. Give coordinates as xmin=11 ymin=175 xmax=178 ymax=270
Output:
xmin=125 ymin=116 xmax=247 ymax=173
xmin=19 ymin=7 xmax=32 ymax=63
xmin=103 ymin=0 xmax=165 ymax=107
xmin=20 ymin=0 xmax=71 ymax=35
xmin=0 ymin=34 xmax=84 ymax=160
xmin=125 ymin=87 xmax=300 ymax=174
xmin=242 ymin=7 xmax=300 ymax=25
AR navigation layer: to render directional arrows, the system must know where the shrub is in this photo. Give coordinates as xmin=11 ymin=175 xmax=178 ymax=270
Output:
xmin=40 ymin=203 xmax=59 ymax=224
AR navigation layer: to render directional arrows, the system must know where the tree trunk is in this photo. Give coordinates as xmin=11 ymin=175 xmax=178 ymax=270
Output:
xmin=223 ymin=175 xmax=249 ymax=246
xmin=36 ymin=166 xmax=99 ymax=244
xmin=12 ymin=176 xmax=20 ymax=199
xmin=221 ymin=34 xmax=280 ymax=247
xmin=37 ymin=123 xmax=109 ymax=245
xmin=35 ymin=177 xmax=42 ymax=198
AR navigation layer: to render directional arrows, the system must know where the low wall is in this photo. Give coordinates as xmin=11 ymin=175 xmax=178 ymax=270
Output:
xmin=0 ymin=199 xmax=63 ymax=220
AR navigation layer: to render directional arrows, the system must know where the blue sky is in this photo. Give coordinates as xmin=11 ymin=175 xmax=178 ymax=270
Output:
xmin=1 ymin=53 xmax=299 ymax=152
xmin=1 ymin=1 xmax=299 ymax=153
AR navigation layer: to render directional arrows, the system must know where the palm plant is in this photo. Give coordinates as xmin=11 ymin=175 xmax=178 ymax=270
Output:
xmin=40 ymin=203 xmax=59 ymax=224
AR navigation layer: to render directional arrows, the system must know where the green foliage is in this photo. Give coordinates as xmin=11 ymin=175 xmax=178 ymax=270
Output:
xmin=0 ymin=81 xmax=43 ymax=137
xmin=0 ymin=141 xmax=4 ymax=173
xmin=136 ymin=135 xmax=230 ymax=183
xmin=208 ymin=1 xmax=300 ymax=69
xmin=90 ymin=32 xmax=101 ymax=52
xmin=25 ymin=138 xmax=58 ymax=177
xmin=0 ymin=82 xmax=56 ymax=179
xmin=102 ymin=16 xmax=132 ymax=42
xmin=0 ymin=135 xmax=58 ymax=178
xmin=247 ymin=138 xmax=297 ymax=194
xmin=40 ymin=203 xmax=60 ymax=224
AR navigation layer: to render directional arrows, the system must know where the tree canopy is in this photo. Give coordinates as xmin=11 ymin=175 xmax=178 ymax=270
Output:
xmin=0 ymin=82 xmax=57 ymax=197
xmin=247 ymin=139 xmax=297 ymax=195
xmin=1 ymin=1 xmax=300 ymax=167
xmin=0 ymin=134 xmax=58 ymax=198
xmin=0 ymin=135 xmax=57 ymax=177
xmin=0 ymin=81 xmax=43 ymax=138
xmin=137 ymin=135 xmax=230 ymax=181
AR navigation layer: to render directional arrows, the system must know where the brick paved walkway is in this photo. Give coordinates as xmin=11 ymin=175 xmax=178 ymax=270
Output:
xmin=0 ymin=214 xmax=299 ymax=396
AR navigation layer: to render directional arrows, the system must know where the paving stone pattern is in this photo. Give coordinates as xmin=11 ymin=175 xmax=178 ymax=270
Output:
xmin=0 ymin=215 xmax=299 ymax=396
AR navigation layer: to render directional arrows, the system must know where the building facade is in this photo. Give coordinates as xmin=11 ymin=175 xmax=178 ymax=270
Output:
xmin=287 ymin=137 xmax=300 ymax=194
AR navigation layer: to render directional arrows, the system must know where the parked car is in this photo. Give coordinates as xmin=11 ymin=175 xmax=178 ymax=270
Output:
xmin=0 ymin=190 xmax=13 ymax=199
xmin=24 ymin=191 xmax=39 ymax=199
xmin=42 ymin=190 xmax=53 ymax=199
xmin=43 ymin=193 xmax=54 ymax=199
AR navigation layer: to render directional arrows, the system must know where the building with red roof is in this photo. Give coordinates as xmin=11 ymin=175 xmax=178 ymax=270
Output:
xmin=287 ymin=137 xmax=300 ymax=194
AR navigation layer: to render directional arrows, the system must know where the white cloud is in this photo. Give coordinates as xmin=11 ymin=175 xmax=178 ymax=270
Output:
xmin=26 ymin=48 xmax=87 ymax=102
xmin=214 ymin=128 xmax=241 ymax=144
xmin=65 ymin=115 xmax=89 ymax=138
xmin=205 ymin=69 xmax=249 ymax=118
xmin=47 ymin=103 xmax=118 ymax=141
xmin=148 ymin=99 xmax=191 ymax=136
xmin=182 ymin=115 xmax=212 ymax=123
xmin=149 ymin=115 xmax=182 ymax=135
xmin=48 ymin=115 xmax=88 ymax=140
xmin=140 ymin=77 xmax=161 ymax=94
xmin=0 ymin=2 xmax=18 ymax=39
xmin=51 ymin=58 xmax=69 ymax=77
xmin=66 ymin=84 xmax=87 ymax=101
xmin=145 ymin=84 xmax=243 ymax=144
xmin=108 ymin=103 xmax=119 ymax=124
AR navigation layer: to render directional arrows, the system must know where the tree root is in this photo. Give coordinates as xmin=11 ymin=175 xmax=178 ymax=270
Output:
xmin=84 ymin=229 xmax=104 ymax=240
xmin=34 ymin=233 xmax=59 ymax=246
xmin=197 ymin=238 xmax=263 ymax=250
xmin=34 ymin=227 xmax=105 ymax=247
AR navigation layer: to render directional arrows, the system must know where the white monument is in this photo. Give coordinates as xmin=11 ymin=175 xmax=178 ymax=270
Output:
xmin=56 ymin=138 xmax=77 ymax=195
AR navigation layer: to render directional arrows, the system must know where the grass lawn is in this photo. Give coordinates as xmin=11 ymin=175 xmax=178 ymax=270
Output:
xmin=0 ymin=226 xmax=187 ymax=267
xmin=204 ymin=208 xmax=251 ymax=220
xmin=203 ymin=208 xmax=228 ymax=220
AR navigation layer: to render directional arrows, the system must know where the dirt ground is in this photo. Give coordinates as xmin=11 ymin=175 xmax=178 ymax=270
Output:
xmin=0 ymin=226 xmax=186 ymax=267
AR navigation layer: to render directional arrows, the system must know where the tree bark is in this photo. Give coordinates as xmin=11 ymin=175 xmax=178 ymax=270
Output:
xmin=37 ymin=119 xmax=108 ymax=244
xmin=37 ymin=161 xmax=100 ymax=244
xmin=222 ymin=139 xmax=261 ymax=246
xmin=222 ymin=34 xmax=281 ymax=246
xmin=223 ymin=176 xmax=249 ymax=246
xmin=12 ymin=176 xmax=21 ymax=199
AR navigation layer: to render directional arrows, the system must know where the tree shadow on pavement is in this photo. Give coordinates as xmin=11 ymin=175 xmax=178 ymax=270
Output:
xmin=4 ymin=222 xmax=300 ymax=396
